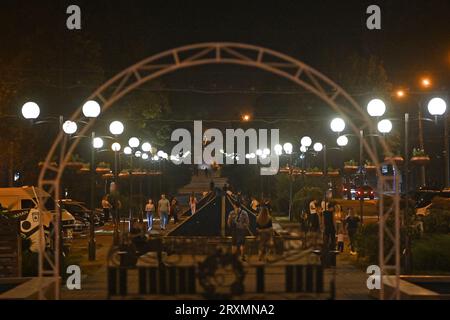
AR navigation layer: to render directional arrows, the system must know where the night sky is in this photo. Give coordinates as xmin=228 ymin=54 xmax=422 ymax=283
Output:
xmin=1 ymin=0 xmax=449 ymax=186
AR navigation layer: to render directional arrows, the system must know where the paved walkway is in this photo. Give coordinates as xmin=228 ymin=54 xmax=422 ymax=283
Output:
xmin=62 ymin=224 xmax=370 ymax=300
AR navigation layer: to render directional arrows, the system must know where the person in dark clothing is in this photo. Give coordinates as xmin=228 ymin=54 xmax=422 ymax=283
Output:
xmin=344 ymin=208 xmax=360 ymax=254
xmin=107 ymin=182 xmax=122 ymax=231
xmin=309 ymin=206 xmax=321 ymax=233
xmin=227 ymin=201 xmax=249 ymax=261
xmin=322 ymin=202 xmax=336 ymax=250
xmin=169 ymin=197 xmax=180 ymax=224
xmin=256 ymin=207 xmax=273 ymax=261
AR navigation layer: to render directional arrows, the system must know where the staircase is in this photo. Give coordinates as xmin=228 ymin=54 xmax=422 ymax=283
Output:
xmin=178 ymin=170 xmax=227 ymax=195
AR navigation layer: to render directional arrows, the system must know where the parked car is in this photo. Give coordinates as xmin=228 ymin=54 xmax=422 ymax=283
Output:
xmin=355 ymin=185 xmax=375 ymax=200
xmin=343 ymin=183 xmax=357 ymax=200
xmin=60 ymin=199 xmax=104 ymax=229
xmin=0 ymin=186 xmax=75 ymax=252
xmin=415 ymin=189 xmax=450 ymax=216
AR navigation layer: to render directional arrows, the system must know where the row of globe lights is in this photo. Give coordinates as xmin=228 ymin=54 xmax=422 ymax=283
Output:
xmin=21 ymin=100 xmax=171 ymax=161
xmin=365 ymin=97 xmax=447 ymax=133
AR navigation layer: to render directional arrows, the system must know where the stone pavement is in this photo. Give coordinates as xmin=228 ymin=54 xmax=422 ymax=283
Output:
xmin=62 ymin=227 xmax=371 ymax=300
xmin=327 ymin=253 xmax=371 ymax=300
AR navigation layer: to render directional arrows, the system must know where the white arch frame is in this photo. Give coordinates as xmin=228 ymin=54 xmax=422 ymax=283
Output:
xmin=37 ymin=42 xmax=400 ymax=299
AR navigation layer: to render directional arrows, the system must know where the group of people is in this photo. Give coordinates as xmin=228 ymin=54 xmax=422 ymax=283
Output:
xmin=101 ymin=182 xmax=183 ymax=233
xmin=227 ymin=198 xmax=274 ymax=262
xmin=145 ymin=194 xmax=181 ymax=231
xmin=305 ymin=199 xmax=360 ymax=254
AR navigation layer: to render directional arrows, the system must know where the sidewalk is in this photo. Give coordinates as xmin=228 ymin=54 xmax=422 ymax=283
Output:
xmin=62 ymin=224 xmax=371 ymax=300
xmin=326 ymin=252 xmax=371 ymax=300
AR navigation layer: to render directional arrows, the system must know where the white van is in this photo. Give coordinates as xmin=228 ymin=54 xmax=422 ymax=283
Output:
xmin=0 ymin=186 xmax=75 ymax=252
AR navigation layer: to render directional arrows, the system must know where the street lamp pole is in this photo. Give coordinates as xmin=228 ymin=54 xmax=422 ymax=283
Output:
xmin=359 ymin=129 xmax=364 ymax=224
xmin=288 ymin=154 xmax=293 ymax=221
xmin=444 ymin=113 xmax=449 ymax=187
xmin=88 ymin=131 xmax=96 ymax=261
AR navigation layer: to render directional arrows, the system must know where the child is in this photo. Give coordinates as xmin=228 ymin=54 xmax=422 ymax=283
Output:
xmin=337 ymin=229 xmax=345 ymax=252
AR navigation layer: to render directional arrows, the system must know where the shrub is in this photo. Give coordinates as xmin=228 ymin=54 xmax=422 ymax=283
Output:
xmin=292 ymin=186 xmax=323 ymax=218
xmin=412 ymin=234 xmax=450 ymax=273
xmin=423 ymin=197 xmax=450 ymax=234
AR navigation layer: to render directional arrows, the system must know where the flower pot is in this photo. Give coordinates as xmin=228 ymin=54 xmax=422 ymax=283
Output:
xmin=410 ymin=156 xmax=430 ymax=166
xmin=38 ymin=161 xmax=57 ymax=168
xmin=66 ymin=162 xmax=84 ymax=170
xmin=305 ymin=171 xmax=323 ymax=177
xmin=102 ymin=173 xmax=114 ymax=179
xmin=344 ymin=165 xmax=358 ymax=173
xmin=96 ymin=167 xmax=110 ymax=174
xmin=327 ymin=171 xmax=340 ymax=177
xmin=365 ymin=165 xmax=377 ymax=172
xmin=147 ymin=171 xmax=162 ymax=176
xmin=384 ymin=156 xmax=404 ymax=166
xmin=119 ymin=172 xmax=130 ymax=179
xmin=78 ymin=167 xmax=90 ymax=174
xmin=132 ymin=171 xmax=147 ymax=177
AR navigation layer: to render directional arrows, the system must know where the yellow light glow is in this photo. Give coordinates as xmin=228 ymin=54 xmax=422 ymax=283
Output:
xmin=421 ymin=77 xmax=431 ymax=88
xmin=396 ymin=89 xmax=405 ymax=98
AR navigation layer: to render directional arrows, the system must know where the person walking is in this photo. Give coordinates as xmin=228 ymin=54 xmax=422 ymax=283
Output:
xmin=337 ymin=228 xmax=345 ymax=252
xmin=189 ymin=192 xmax=197 ymax=214
xmin=344 ymin=208 xmax=360 ymax=254
xmin=101 ymin=195 xmax=112 ymax=223
xmin=256 ymin=206 xmax=273 ymax=262
xmin=158 ymin=194 xmax=170 ymax=230
xmin=322 ymin=202 xmax=336 ymax=250
xmin=228 ymin=201 xmax=249 ymax=261
xmin=308 ymin=200 xmax=321 ymax=233
xmin=250 ymin=196 xmax=260 ymax=213
xmin=169 ymin=197 xmax=180 ymax=224
xmin=107 ymin=182 xmax=122 ymax=231
xmin=145 ymin=198 xmax=155 ymax=232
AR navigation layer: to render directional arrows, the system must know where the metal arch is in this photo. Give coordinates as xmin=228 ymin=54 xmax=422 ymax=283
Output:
xmin=37 ymin=42 xmax=400 ymax=299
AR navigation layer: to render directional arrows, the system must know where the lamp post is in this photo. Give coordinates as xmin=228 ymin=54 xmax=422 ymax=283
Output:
xmin=109 ymin=121 xmax=124 ymax=182
xmin=283 ymin=142 xmax=294 ymax=221
xmin=427 ymin=97 xmax=448 ymax=187
xmin=83 ymin=100 xmax=102 ymax=261
xmin=127 ymin=137 xmax=140 ymax=222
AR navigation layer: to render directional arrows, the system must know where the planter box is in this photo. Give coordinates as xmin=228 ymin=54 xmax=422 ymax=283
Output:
xmin=96 ymin=167 xmax=110 ymax=174
xmin=305 ymin=172 xmax=323 ymax=177
xmin=102 ymin=173 xmax=114 ymax=179
xmin=365 ymin=165 xmax=377 ymax=171
xmin=132 ymin=171 xmax=147 ymax=177
xmin=384 ymin=156 xmax=404 ymax=166
xmin=78 ymin=167 xmax=90 ymax=174
xmin=344 ymin=165 xmax=358 ymax=173
xmin=146 ymin=171 xmax=162 ymax=176
xmin=38 ymin=162 xmax=57 ymax=168
xmin=410 ymin=156 xmax=430 ymax=166
xmin=118 ymin=172 xmax=130 ymax=178
xmin=66 ymin=162 xmax=84 ymax=170
xmin=327 ymin=171 xmax=340 ymax=177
